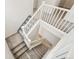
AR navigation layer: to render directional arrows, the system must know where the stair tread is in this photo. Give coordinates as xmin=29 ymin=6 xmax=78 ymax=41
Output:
xmin=26 ymin=50 xmax=40 ymax=59
xmin=6 ymin=33 xmax=23 ymax=49
xmin=34 ymin=44 xmax=48 ymax=57
xmin=15 ymin=46 xmax=28 ymax=58
xmin=26 ymin=44 xmax=49 ymax=59
xmin=12 ymin=42 xmax=26 ymax=54
xmin=19 ymin=52 xmax=29 ymax=59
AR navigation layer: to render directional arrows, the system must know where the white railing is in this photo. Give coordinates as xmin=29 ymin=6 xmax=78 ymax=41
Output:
xmin=21 ymin=5 xmax=43 ymax=35
xmin=41 ymin=4 xmax=74 ymax=33
xmin=22 ymin=4 xmax=73 ymax=35
xmin=21 ymin=3 xmax=74 ymax=49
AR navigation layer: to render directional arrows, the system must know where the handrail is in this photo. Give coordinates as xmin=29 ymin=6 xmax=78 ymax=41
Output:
xmin=22 ymin=3 xmax=73 ymax=35
xmin=24 ymin=4 xmax=43 ymax=27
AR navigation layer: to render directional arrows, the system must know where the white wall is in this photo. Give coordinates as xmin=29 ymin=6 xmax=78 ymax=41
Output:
xmin=64 ymin=6 xmax=74 ymax=23
xmin=39 ymin=25 xmax=60 ymax=46
xmin=42 ymin=29 xmax=74 ymax=59
xmin=39 ymin=20 xmax=63 ymax=46
xmin=27 ymin=20 xmax=63 ymax=46
xmin=5 ymin=0 xmax=33 ymax=37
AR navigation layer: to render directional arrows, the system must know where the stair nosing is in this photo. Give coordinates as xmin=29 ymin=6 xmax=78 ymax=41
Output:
xmin=15 ymin=48 xmax=28 ymax=58
xmin=13 ymin=45 xmax=26 ymax=54
xmin=11 ymin=41 xmax=24 ymax=50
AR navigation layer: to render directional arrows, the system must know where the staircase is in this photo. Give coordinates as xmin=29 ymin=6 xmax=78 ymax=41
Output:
xmin=13 ymin=42 xmax=28 ymax=58
xmin=6 ymin=32 xmax=52 ymax=59
xmin=6 ymin=33 xmax=28 ymax=59
xmin=6 ymin=3 xmax=74 ymax=59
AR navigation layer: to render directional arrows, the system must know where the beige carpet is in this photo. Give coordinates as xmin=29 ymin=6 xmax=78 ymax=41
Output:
xmin=6 ymin=32 xmax=52 ymax=59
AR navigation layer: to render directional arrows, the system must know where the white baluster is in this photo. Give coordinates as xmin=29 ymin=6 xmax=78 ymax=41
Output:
xmin=43 ymin=6 xmax=47 ymax=21
xmin=59 ymin=20 xmax=67 ymax=30
xmin=62 ymin=21 xmax=69 ymax=31
xmin=47 ymin=8 xmax=53 ymax=23
xmin=49 ymin=8 xmax=55 ymax=24
xmin=52 ymin=9 xmax=58 ymax=25
xmin=44 ymin=7 xmax=49 ymax=22
xmin=53 ymin=9 xmax=62 ymax=26
xmin=55 ymin=11 xmax=66 ymax=28
xmin=46 ymin=7 xmax=52 ymax=23
xmin=66 ymin=23 xmax=74 ymax=33
xmin=51 ymin=8 xmax=57 ymax=25
xmin=61 ymin=21 xmax=69 ymax=31
xmin=64 ymin=23 xmax=71 ymax=32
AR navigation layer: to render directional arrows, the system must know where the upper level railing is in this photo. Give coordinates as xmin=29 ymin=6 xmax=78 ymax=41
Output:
xmin=22 ymin=3 xmax=74 ymax=36
xmin=41 ymin=4 xmax=74 ymax=33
